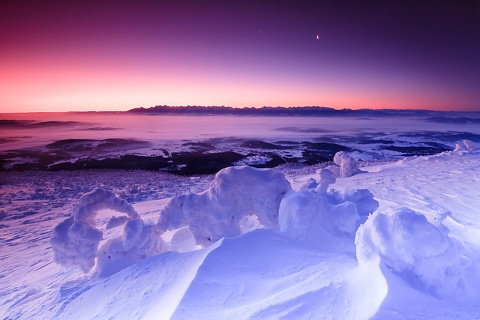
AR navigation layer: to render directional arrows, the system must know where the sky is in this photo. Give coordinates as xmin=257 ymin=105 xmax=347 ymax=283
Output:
xmin=1 ymin=0 xmax=479 ymax=112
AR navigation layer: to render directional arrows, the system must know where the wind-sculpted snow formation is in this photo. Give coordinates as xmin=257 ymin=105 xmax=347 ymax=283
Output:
xmin=51 ymin=189 xmax=139 ymax=272
xmin=159 ymin=166 xmax=291 ymax=246
xmin=52 ymin=163 xmax=377 ymax=276
xmin=356 ymin=207 xmax=472 ymax=299
xmin=51 ymin=166 xmax=292 ymax=275
xmin=51 ymin=189 xmax=167 ymax=277
xmin=454 ymin=139 xmax=476 ymax=153
xmin=279 ymin=168 xmax=378 ymax=243
xmin=329 ymin=151 xmax=362 ymax=177
xmin=48 ymin=148 xmax=480 ymax=318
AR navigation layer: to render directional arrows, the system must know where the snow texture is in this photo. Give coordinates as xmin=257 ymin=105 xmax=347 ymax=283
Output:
xmin=454 ymin=139 xmax=476 ymax=153
xmin=38 ymin=151 xmax=480 ymax=319
xmin=51 ymin=166 xmax=291 ymax=275
xmin=50 ymin=215 xmax=103 ymax=273
xmin=315 ymin=168 xmax=336 ymax=194
xmin=279 ymin=168 xmax=378 ymax=244
xmin=158 ymin=166 xmax=291 ymax=246
xmin=330 ymin=151 xmax=362 ymax=177
xmin=96 ymin=222 xmax=166 ymax=278
xmin=51 ymin=188 xmax=167 ymax=276
xmin=356 ymin=207 xmax=471 ymax=299
xmin=5 ymin=112 xmax=480 ymax=319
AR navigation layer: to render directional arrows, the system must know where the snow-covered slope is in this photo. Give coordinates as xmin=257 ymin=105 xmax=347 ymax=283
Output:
xmin=1 ymin=149 xmax=480 ymax=319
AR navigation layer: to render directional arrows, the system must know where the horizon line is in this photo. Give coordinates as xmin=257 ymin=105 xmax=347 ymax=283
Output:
xmin=1 ymin=105 xmax=480 ymax=114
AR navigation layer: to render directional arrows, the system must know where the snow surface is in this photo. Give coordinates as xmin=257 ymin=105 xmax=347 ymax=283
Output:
xmin=2 ymin=147 xmax=480 ymax=319
xmin=330 ymin=151 xmax=362 ymax=177
xmin=454 ymin=139 xmax=477 ymax=153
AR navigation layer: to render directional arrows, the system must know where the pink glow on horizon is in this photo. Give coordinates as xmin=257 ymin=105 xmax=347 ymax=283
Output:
xmin=1 ymin=1 xmax=479 ymax=113
xmin=2 ymin=55 xmax=476 ymax=113
xmin=2 ymin=49 xmax=476 ymax=113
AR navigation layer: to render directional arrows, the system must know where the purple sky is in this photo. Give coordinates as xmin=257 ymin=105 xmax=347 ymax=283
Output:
xmin=1 ymin=0 xmax=479 ymax=112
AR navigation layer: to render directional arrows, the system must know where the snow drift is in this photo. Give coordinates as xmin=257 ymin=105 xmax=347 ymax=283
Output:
xmin=356 ymin=207 xmax=474 ymax=299
xmin=279 ymin=168 xmax=378 ymax=246
xmin=47 ymin=164 xmax=389 ymax=318
xmin=46 ymin=150 xmax=480 ymax=319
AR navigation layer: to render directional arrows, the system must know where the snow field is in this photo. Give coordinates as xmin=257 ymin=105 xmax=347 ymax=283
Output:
xmin=44 ymin=153 xmax=378 ymax=318
xmin=3 ymin=146 xmax=480 ymax=319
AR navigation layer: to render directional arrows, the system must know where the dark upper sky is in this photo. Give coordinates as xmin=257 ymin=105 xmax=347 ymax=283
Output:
xmin=1 ymin=0 xmax=479 ymax=112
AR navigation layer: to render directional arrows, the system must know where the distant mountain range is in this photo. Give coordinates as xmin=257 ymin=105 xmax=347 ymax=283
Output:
xmin=127 ymin=105 xmax=477 ymax=117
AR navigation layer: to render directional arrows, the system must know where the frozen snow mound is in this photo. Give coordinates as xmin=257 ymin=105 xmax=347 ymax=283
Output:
xmin=454 ymin=139 xmax=476 ymax=153
xmin=315 ymin=168 xmax=336 ymax=193
xmin=51 ymin=167 xmax=291 ymax=276
xmin=330 ymin=151 xmax=362 ymax=177
xmin=279 ymin=168 xmax=378 ymax=245
xmin=50 ymin=216 xmax=103 ymax=273
xmin=158 ymin=166 xmax=292 ymax=247
xmin=328 ymin=188 xmax=379 ymax=220
xmin=356 ymin=208 xmax=471 ymax=299
xmin=51 ymin=188 xmax=167 ymax=276
xmin=279 ymin=190 xmax=360 ymax=242
xmin=96 ymin=222 xmax=166 ymax=278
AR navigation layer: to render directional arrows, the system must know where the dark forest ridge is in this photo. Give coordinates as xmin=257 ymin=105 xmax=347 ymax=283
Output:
xmin=128 ymin=105 xmax=480 ymax=118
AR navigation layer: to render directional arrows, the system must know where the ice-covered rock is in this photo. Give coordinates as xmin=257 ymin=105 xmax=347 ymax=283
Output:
xmin=330 ymin=151 xmax=362 ymax=177
xmin=356 ymin=208 xmax=469 ymax=298
xmin=158 ymin=166 xmax=291 ymax=247
xmin=106 ymin=216 xmax=130 ymax=229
